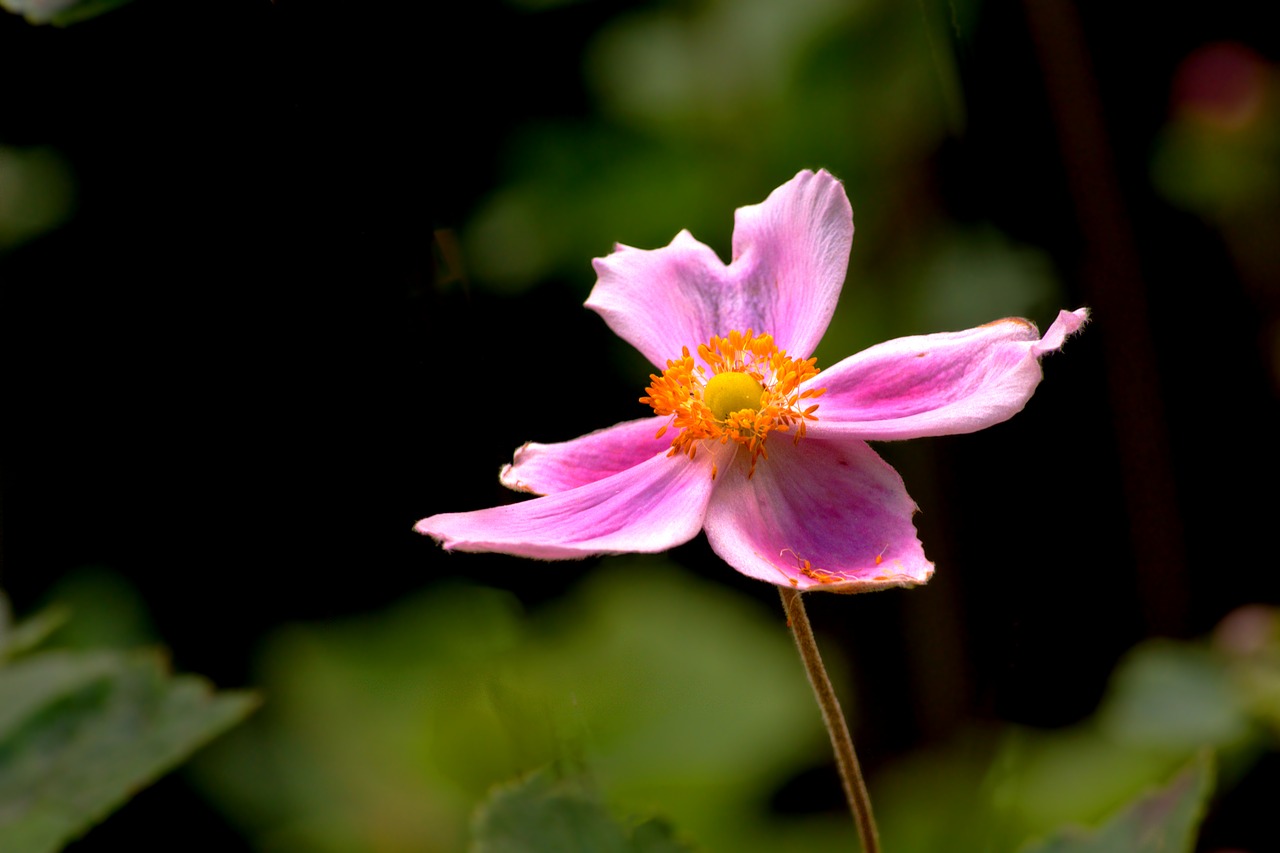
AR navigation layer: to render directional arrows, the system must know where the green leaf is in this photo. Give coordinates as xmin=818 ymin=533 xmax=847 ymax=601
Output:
xmin=1021 ymin=752 xmax=1214 ymax=853
xmin=0 ymin=0 xmax=136 ymax=26
xmin=0 ymin=649 xmax=258 ymax=853
xmin=0 ymin=594 xmax=70 ymax=663
xmin=471 ymin=767 xmax=694 ymax=853
xmin=1098 ymin=642 xmax=1253 ymax=750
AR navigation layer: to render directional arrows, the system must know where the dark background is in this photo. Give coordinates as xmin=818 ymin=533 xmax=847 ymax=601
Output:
xmin=3 ymin=0 xmax=1278 ymax=849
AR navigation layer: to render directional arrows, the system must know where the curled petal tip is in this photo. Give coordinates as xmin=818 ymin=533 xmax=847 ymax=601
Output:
xmin=1035 ymin=307 xmax=1090 ymax=354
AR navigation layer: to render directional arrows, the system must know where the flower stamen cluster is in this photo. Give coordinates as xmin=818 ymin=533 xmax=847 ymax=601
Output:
xmin=640 ymin=329 xmax=825 ymax=476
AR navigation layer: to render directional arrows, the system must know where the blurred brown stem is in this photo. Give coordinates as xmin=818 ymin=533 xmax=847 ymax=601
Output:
xmin=779 ymin=586 xmax=880 ymax=853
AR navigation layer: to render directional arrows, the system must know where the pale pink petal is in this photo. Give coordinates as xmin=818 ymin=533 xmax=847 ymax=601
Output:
xmin=499 ymin=417 xmax=673 ymax=495
xmin=587 ymin=232 xmax=728 ymax=371
xmin=728 ymin=168 xmax=852 ymax=359
xmin=703 ymin=439 xmax=933 ymax=592
xmin=805 ymin=308 xmax=1089 ymax=442
xmin=416 ymin=449 xmax=724 ymax=559
xmin=586 ymin=169 xmax=852 ymax=369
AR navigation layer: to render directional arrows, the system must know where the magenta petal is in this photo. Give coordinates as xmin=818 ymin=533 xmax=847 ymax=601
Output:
xmin=586 ymin=169 xmax=852 ymax=368
xmin=806 ymin=308 xmax=1089 ymax=442
xmin=500 ymin=417 xmax=673 ymax=495
xmin=703 ymin=439 xmax=933 ymax=592
xmin=416 ymin=451 xmax=719 ymax=559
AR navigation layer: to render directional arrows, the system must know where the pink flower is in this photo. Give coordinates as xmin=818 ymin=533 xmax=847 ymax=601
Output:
xmin=416 ymin=170 xmax=1087 ymax=592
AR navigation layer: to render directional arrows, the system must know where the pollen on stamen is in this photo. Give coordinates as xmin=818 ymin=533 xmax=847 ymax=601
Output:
xmin=642 ymin=329 xmax=825 ymax=476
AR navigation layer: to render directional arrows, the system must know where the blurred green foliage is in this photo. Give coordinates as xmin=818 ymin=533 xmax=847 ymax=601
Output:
xmin=32 ymin=568 xmax=159 ymax=653
xmin=1021 ymin=753 xmax=1212 ymax=853
xmin=185 ymin=559 xmax=1280 ymax=852
xmin=1151 ymin=42 xmax=1280 ymax=217
xmin=874 ymin=606 xmax=1280 ymax=852
xmin=471 ymin=767 xmax=693 ymax=853
xmin=0 ymin=0 xmax=136 ymax=26
xmin=0 ymin=145 xmax=74 ymax=251
xmin=0 ymin=591 xmax=257 ymax=853
xmin=191 ymin=560 xmax=857 ymax=852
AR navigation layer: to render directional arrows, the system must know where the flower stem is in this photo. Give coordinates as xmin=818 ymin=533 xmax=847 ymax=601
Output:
xmin=779 ymin=586 xmax=880 ymax=853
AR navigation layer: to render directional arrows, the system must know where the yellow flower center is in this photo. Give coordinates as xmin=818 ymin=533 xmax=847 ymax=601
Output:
xmin=639 ymin=329 xmax=825 ymax=476
xmin=703 ymin=371 xmax=765 ymax=420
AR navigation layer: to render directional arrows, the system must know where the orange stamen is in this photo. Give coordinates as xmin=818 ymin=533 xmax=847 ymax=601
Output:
xmin=781 ymin=548 xmax=846 ymax=586
xmin=640 ymin=329 xmax=824 ymax=476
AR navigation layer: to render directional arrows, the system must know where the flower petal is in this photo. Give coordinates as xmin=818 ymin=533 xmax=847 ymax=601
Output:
xmin=729 ymin=168 xmax=852 ymax=358
xmin=586 ymin=169 xmax=852 ymax=369
xmin=499 ymin=417 xmax=673 ymax=495
xmin=703 ymin=439 xmax=933 ymax=592
xmin=416 ymin=450 xmax=721 ymax=559
xmin=805 ymin=308 xmax=1089 ymax=442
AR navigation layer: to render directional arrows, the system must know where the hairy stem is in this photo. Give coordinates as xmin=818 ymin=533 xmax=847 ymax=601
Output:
xmin=779 ymin=586 xmax=880 ymax=853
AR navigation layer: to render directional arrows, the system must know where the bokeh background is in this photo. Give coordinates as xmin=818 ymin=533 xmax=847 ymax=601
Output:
xmin=3 ymin=0 xmax=1279 ymax=850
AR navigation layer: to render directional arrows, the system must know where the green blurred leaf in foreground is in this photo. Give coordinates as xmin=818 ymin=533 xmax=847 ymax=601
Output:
xmin=471 ymin=766 xmax=693 ymax=853
xmin=1021 ymin=752 xmax=1213 ymax=853
xmin=0 ymin=0 xmax=136 ymax=26
xmin=873 ymin=606 xmax=1280 ymax=853
xmin=193 ymin=559 xmax=858 ymax=852
xmin=0 ymin=593 xmax=258 ymax=853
